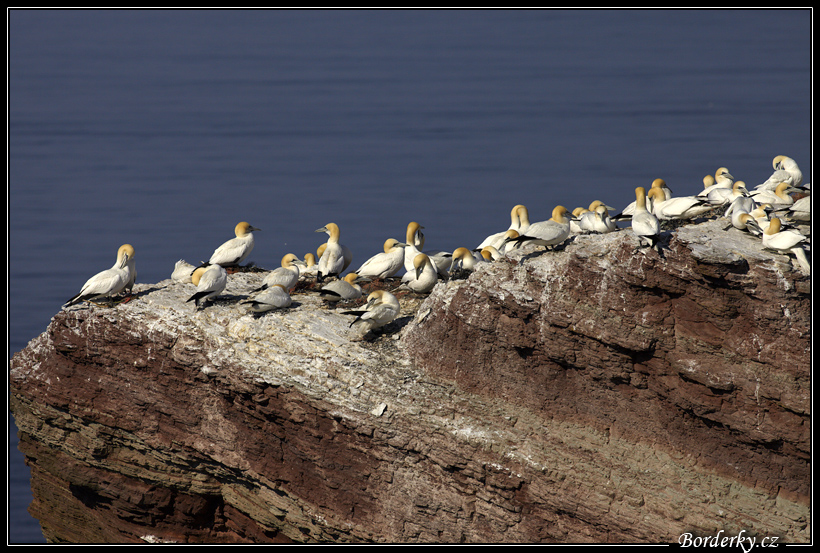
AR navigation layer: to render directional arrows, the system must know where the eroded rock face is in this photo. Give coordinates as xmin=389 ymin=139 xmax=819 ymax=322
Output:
xmin=10 ymin=220 xmax=810 ymax=543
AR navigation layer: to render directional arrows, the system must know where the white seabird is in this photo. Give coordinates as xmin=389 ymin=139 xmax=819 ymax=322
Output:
xmin=186 ymin=264 xmax=228 ymax=310
xmin=480 ymin=245 xmax=503 ymax=261
xmin=706 ymin=180 xmax=749 ymax=206
xmin=630 ymin=187 xmax=662 ymax=251
xmin=171 ymin=259 xmax=196 ymax=284
xmin=756 ymin=155 xmax=803 ymax=191
xmin=243 ymin=283 xmax=292 ymax=313
xmin=448 ymin=247 xmax=481 ymax=275
xmin=254 ymin=253 xmax=301 ymax=293
xmin=64 ymin=244 xmax=136 ymax=308
xmin=723 ymin=192 xmax=758 ymax=221
xmin=476 ymin=204 xmax=527 ymax=250
xmin=648 ymin=187 xmax=714 ymax=222
xmin=401 ymin=253 xmax=439 ymax=294
xmin=778 ymin=194 xmax=810 ymax=223
xmin=578 ymin=204 xmax=617 ymax=234
xmin=300 ymin=252 xmax=319 ymax=279
xmin=613 ymin=178 xmax=672 ymax=221
xmin=354 ymin=238 xmax=406 ymax=279
xmin=206 ymin=221 xmax=260 ymax=268
xmin=318 ymin=272 xmax=364 ymax=304
xmin=761 ymin=216 xmax=810 ymax=274
xmin=749 ymin=181 xmax=796 ymax=209
xmin=730 ymin=211 xmax=764 ymax=236
xmin=342 ymin=289 xmax=401 ymax=339
xmin=506 ymin=205 xmax=573 ymax=251
xmin=315 ymin=222 xmax=348 ymax=282
xmin=404 ymin=221 xmax=440 ymax=274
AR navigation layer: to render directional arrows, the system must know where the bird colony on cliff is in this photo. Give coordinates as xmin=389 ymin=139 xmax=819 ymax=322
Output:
xmin=63 ymin=155 xmax=810 ymax=339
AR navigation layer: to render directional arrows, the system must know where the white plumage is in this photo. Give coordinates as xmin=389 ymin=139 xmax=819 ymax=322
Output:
xmin=208 ymin=221 xmax=260 ymax=267
xmin=342 ymin=290 xmax=401 ymax=339
xmin=243 ymin=284 xmax=292 ymax=313
xmin=630 ymin=187 xmax=661 ymax=250
xmin=186 ymin=264 xmax=227 ymax=310
xmin=254 ymin=253 xmax=301 ymax=293
xmin=64 ymin=244 xmax=136 ymax=307
xmin=315 ymin=222 xmax=348 ymax=282
xmin=354 ymin=238 xmax=406 ymax=279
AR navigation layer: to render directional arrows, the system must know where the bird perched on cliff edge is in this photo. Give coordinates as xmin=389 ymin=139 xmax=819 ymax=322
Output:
xmin=506 ymin=205 xmax=573 ymax=251
xmin=630 ymin=187 xmax=662 ymax=253
xmin=64 ymin=244 xmax=136 ymax=308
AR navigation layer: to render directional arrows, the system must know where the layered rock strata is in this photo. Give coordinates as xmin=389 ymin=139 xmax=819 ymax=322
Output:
xmin=10 ymin=219 xmax=810 ymax=543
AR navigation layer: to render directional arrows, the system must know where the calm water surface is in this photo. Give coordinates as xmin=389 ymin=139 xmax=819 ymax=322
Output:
xmin=8 ymin=9 xmax=811 ymax=543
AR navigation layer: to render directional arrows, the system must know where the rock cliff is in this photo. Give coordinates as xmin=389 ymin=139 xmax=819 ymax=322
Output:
xmin=9 ymin=219 xmax=810 ymax=543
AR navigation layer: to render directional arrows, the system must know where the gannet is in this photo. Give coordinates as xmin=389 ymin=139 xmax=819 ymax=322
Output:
xmin=506 ymin=206 xmax=573 ymax=251
xmin=723 ymin=192 xmax=758 ymax=221
xmin=730 ymin=212 xmax=763 ymax=236
xmin=761 ymin=216 xmax=810 ymax=274
xmin=315 ymin=222 xmax=348 ymax=282
xmin=750 ymin=204 xmax=775 ymax=233
xmin=186 ymin=264 xmax=228 ymax=310
xmin=714 ymin=167 xmax=734 ymax=187
xmin=705 ymin=180 xmax=749 ymax=206
xmin=171 ymin=259 xmax=196 ymax=284
xmin=749 ymin=182 xmax=796 ymax=209
xmin=648 ymin=187 xmax=714 ymax=222
xmin=571 ymin=207 xmax=589 ymax=234
xmin=317 ymin=242 xmax=353 ymax=274
xmin=480 ymin=245 xmax=503 ymax=261
xmin=404 ymin=222 xmax=439 ymax=274
xmin=254 ymin=253 xmax=301 ymax=293
xmin=243 ymin=284 xmax=292 ymax=313
xmin=613 ymin=178 xmax=672 ymax=221
xmin=207 ymin=222 xmax=260 ymax=267
xmin=496 ymin=229 xmax=521 ymax=254
xmin=406 ymin=222 xmax=450 ymax=279
xmin=630 ymin=187 xmax=661 ymax=250
xmin=318 ymin=272 xmax=363 ymax=304
xmin=64 ymin=244 xmax=136 ymax=308
xmin=779 ymin=195 xmax=810 ymax=223
xmin=401 ymin=253 xmax=438 ymax=294
xmin=342 ymin=290 xmax=401 ymax=338
xmin=702 ymin=174 xmax=716 ymax=190
xmin=476 ymin=204 xmax=527 ymax=250
xmin=300 ymin=252 xmax=318 ymax=279
xmin=516 ymin=204 xmax=532 ymax=235
xmin=354 ymin=238 xmax=406 ymax=279
xmin=448 ymin=247 xmax=482 ymax=279
xmin=579 ymin=205 xmax=616 ymax=234
xmin=756 ymin=155 xmax=803 ymax=191
xmin=761 ymin=216 xmax=807 ymax=252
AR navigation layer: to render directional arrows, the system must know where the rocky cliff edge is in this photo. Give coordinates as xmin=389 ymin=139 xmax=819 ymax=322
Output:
xmin=9 ymin=219 xmax=810 ymax=543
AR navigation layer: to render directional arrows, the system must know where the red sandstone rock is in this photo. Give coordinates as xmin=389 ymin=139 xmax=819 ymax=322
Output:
xmin=9 ymin=220 xmax=810 ymax=543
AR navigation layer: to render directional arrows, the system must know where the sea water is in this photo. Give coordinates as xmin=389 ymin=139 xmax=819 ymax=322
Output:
xmin=8 ymin=9 xmax=811 ymax=543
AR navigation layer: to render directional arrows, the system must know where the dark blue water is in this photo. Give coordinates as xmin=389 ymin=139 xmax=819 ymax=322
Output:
xmin=8 ymin=9 xmax=811 ymax=543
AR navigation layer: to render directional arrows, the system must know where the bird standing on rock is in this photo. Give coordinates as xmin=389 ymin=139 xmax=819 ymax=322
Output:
xmin=186 ymin=264 xmax=228 ymax=310
xmin=64 ymin=244 xmax=137 ymax=308
xmin=315 ymin=222 xmax=348 ymax=282
xmin=205 ymin=221 xmax=260 ymax=269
